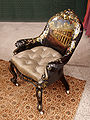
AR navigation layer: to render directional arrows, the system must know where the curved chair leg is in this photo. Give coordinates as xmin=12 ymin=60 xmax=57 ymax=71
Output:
xmin=60 ymin=74 xmax=69 ymax=94
xmin=9 ymin=62 xmax=19 ymax=86
xmin=36 ymin=86 xmax=44 ymax=114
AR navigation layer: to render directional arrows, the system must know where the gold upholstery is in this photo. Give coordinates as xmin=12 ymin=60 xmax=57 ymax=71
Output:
xmin=11 ymin=46 xmax=62 ymax=82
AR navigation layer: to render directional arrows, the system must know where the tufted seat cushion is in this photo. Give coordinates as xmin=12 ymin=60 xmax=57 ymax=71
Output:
xmin=11 ymin=46 xmax=62 ymax=82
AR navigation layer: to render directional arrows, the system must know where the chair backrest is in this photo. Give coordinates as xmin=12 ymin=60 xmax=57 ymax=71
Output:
xmin=40 ymin=9 xmax=83 ymax=55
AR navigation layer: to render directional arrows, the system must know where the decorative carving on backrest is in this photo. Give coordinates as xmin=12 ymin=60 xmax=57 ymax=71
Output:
xmin=37 ymin=9 xmax=81 ymax=55
xmin=48 ymin=17 xmax=73 ymax=48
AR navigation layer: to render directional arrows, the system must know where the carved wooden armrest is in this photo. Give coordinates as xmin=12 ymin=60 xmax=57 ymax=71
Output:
xmin=46 ymin=58 xmax=64 ymax=72
xmin=13 ymin=38 xmax=42 ymax=55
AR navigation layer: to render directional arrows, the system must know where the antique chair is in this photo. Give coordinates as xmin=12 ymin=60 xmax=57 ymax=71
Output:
xmin=9 ymin=9 xmax=83 ymax=114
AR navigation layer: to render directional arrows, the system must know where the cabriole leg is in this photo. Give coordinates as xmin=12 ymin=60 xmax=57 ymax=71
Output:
xmin=36 ymin=86 xmax=44 ymax=114
xmin=9 ymin=62 xmax=19 ymax=86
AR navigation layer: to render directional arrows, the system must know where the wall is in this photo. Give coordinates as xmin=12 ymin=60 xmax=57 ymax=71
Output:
xmin=0 ymin=0 xmax=87 ymax=22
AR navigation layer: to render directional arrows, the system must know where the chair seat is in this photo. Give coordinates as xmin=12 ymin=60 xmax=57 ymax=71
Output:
xmin=11 ymin=46 xmax=62 ymax=82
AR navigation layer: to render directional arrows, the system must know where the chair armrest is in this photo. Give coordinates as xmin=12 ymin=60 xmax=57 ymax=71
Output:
xmin=15 ymin=38 xmax=36 ymax=48
xmin=46 ymin=32 xmax=82 ymax=68
xmin=60 ymin=40 xmax=76 ymax=65
xmin=46 ymin=34 xmax=81 ymax=67
xmin=46 ymin=59 xmax=64 ymax=72
xmin=13 ymin=38 xmax=43 ymax=55
xmin=13 ymin=24 xmax=49 ymax=54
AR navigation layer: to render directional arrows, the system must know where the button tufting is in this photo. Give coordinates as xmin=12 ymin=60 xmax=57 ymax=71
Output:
xmin=11 ymin=46 xmax=62 ymax=81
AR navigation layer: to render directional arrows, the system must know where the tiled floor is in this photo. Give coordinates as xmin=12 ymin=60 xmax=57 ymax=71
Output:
xmin=0 ymin=22 xmax=90 ymax=120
